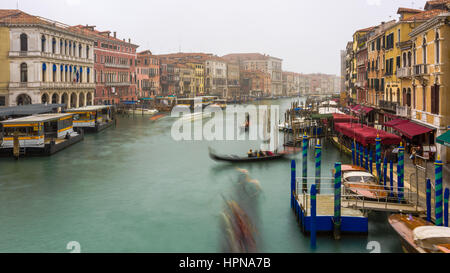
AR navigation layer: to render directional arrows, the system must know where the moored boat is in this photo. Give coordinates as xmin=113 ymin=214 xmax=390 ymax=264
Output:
xmin=342 ymin=170 xmax=387 ymax=200
xmin=209 ymin=148 xmax=288 ymax=163
xmin=388 ymin=214 xmax=450 ymax=253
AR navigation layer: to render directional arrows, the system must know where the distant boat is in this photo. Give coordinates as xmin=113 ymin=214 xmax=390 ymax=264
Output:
xmin=126 ymin=108 xmax=158 ymax=115
xmin=209 ymin=148 xmax=288 ymax=163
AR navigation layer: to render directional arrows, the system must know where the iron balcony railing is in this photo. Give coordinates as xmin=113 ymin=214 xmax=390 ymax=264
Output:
xmin=379 ymin=100 xmax=399 ymax=111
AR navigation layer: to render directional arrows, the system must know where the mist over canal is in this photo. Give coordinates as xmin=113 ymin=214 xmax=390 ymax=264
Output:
xmin=0 ymin=98 xmax=402 ymax=252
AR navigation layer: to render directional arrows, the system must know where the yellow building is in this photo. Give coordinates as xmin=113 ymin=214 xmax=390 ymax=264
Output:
xmin=187 ymin=62 xmax=204 ymax=96
xmin=0 ymin=26 xmax=10 ymax=106
xmin=409 ymin=12 xmax=450 ymax=162
xmin=351 ymin=27 xmax=374 ymax=101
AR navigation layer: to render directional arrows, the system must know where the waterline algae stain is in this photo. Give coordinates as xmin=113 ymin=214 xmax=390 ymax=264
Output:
xmin=0 ymin=98 xmax=402 ymax=253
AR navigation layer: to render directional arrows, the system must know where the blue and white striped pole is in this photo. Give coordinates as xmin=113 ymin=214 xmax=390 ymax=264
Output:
xmin=397 ymin=143 xmax=404 ymax=201
xmin=351 ymin=141 xmax=355 ymax=165
xmin=435 ymin=156 xmax=443 ymax=226
xmin=356 ymin=142 xmax=359 ymax=166
xmin=383 ymin=157 xmax=387 ymax=188
xmin=390 ymin=160 xmax=394 ymax=198
xmin=376 ymin=135 xmax=381 ymax=180
xmin=364 ymin=147 xmax=369 ymax=170
xmin=333 ymin=162 xmax=342 ymax=240
xmin=302 ymin=134 xmax=308 ymax=193
xmin=291 ymin=160 xmax=296 ymax=209
xmin=426 ymin=178 xmax=431 ymax=222
xmin=444 ymin=188 xmax=449 ymax=227
xmin=315 ymin=140 xmax=322 ymax=194
xmin=369 ymin=150 xmax=373 ymax=174
xmin=310 ymin=184 xmax=317 ymax=249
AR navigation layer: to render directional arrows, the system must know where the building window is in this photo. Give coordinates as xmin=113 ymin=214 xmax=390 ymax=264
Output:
xmin=52 ymin=64 xmax=57 ymax=82
xmin=0 ymin=96 xmax=5 ymax=106
xmin=435 ymin=31 xmax=440 ymax=64
xmin=20 ymin=63 xmax=27 ymax=82
xmin=408 ymin=52 xmax=411 ymax=67
xmin=52 ymin=38 xmax=56 ymax=53
xmin=431 ymin=84 xmax=439 ymax=114
xmin=79 ymin=44 xmax=82 ymax=58
xmin=41 ymin=35 xmax=46 ymax=52
xmin=422 ymin=85 xmax=426 ymax=111
xmin=86 ymin=46 xmax=90 ymax=59
xmin=42 ymin=63 xmax=47 ymax=82
xmin=422 ymin=37 xmax=427 ymax=64
xmin=413 ymin=85 xmax=416 ymax=108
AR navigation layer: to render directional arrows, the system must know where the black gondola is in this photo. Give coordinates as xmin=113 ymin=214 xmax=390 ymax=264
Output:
xmin=208 ymin=148 xmax=288 ymax=162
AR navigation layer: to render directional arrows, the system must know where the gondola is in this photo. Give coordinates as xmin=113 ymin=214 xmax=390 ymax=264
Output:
xmin=209 ymin=148 xmax=288 ymax=162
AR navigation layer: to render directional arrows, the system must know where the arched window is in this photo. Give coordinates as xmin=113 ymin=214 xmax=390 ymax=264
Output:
xmin=52 ymin=38 xmax=56 ymax=54
xmin=65 ymin=40 xmax=68 ymax=55
xmin=41 ymin=35 xmax=46 ymax=52
xmin=407 ymin=51 xmax=411 ymax=67
xmin=402 ymin=53 xmax=406 ymax=68
xmin=60 ymin=40 xmax=63 ymax=54
xmin=435 ymin=31 xmax=440 ymax=64
xmin=52 ymin=64 xmax=57 ymax=82
xmin=69 ymin=41 xmax=72 ymax=56
xmin=17 ymin=94 xmax=32 ymax=105
xmin=20 ymin=63 xmax=27 ymax=82
xmin=79 ymin=44 xmax=82 ymax=58
xmin=20 ymin=33 xmax=28 ymax=51
xmin=86 ymin=46 xmax=89 ymax=59
xmin=42 ymin=63 xmax=47 ymax=82
xmin=87 ymin=67 xmax=90 ymax=83
xmin=422 ymin=37 xmax=427 ymax=64
xmin=413 ymin=43 xmax=416 ymax=65
xmin=60 ymin=65 xmax=64 ymax=82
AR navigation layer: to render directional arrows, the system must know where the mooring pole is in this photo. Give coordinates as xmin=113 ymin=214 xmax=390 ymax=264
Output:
xmin=383 ymin=157 xmax=387 ymax=188
xmin=426 ymin=178 xmax=431 ymax=222
xmin=310 ymin=184 xmax=317 ymax=249
xmin=369 ymin=151 xmax=373 ymax=175
xmin=435 ymin=156 xmax=443 ymax=226
xmin=364 ymin=147 xmax=368 ymax=170
xmin=376 ymin=135 xmax=381 ymax=180
xmin=356 ymin=142 xmax=359 ymax=166
xmin=397 ymin=143 xmax=404 ymax=202
xmin=333 ymin=162 xmax=342 ymax=240
xmin=315 ymin=139 xmax=322 ymax=194
xmin=444 ymin=188 xmax=449 ymax=227
xmin=390 ymin=160 xmax=394 ymax=198
xmin=351 ymin=140 xmax=355 ymax=165
xmin=302 ymin=134 xmax=308 ymax=193
xmin=291 ymin=159 xmax=296 ymax=209
xmin=360 ymin=145 xmax=364 ymax=168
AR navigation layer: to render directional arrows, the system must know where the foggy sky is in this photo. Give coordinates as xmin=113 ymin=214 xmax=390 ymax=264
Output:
xmin=2 ymin=0 xmax=429 ymax=75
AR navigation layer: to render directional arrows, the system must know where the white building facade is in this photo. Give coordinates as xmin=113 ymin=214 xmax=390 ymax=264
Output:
xmin=3 ymin=12 xmax=95 ymax=108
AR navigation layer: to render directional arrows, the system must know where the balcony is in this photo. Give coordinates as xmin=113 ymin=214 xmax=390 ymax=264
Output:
xmin=9 ymin=51 xmax=93 ymax=64
xmin=412 ymin=64 xmax=427 ymax=76
xmin=9 ymin=82 xmax=95 ymax=89
xmin=105 ymin=82 xmax=131 ymax=87
xmin=379 ymin=100 xmax=399 ymax=112
xmin=396 ymin=105 xmax=411 ymax=118
xmin=104 ymin=62 xmax=130 ymax=69
xmin=396 ymin=67 xmax=411 ymax=78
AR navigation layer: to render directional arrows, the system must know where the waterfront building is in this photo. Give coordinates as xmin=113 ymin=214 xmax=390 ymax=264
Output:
xmin=176 ymin=63 xmax=194 ymax=97
xmin=344 ymin=41 xmax=353 ymax=104
xmin=137 ymin=50 xmax=160 ymax=98
xmin=240 ymin=70 xmax=271 ymax=97
xmin=340 ymin=50 xmax=346 ymax=96
xmin=0 ymin=10 xmax=95 ymax=108
xmin=226 ymin=62 xmax=240 ymax=100
xmin=351 ymin=26 xmax=375 ymax=102
xmin=298 ymin=73 xmax=311 ymax=95
xmin=160 ymin=61 xmax=177 ymax=96
xmin=409 ymin=11 xmax=450 ymax=162
xmin=205 ymin=56 xmax=227 ymax=97
xmin=71 ymin=25 xmax=139 ymax=105
xmin=355 ymin=36 xmax=369 ymax=104
xmin=282 ymin=71 xmax=296 ymax=96
xmin=222 ymin=53 xmax=282 ymax=96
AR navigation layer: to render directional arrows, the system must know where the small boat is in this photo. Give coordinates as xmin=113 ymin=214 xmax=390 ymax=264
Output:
xmin=150 ymin=113 xmax=166 ymax=121
xmin=209 ymin=148 xmax=289 ymax=163
xmin=126 ymin=108 xmax=158 ymax=115
xmin=388 ymin=214 xmax=450 ymax=253
xmin=342 ymin=170 xmax=387 ymax=200
xmin=329 ymin=136 xmax=352 ymax=156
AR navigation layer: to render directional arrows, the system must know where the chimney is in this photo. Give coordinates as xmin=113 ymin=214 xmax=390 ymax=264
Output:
xmin=128 ymin=38 xmax=131 ymax=44
xmin=114 ymin=31 xmax=116 ymax=38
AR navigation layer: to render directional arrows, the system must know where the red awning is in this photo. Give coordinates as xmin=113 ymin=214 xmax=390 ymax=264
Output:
xmin=334 ymin=122 xmax=402 ymax=146
xmin=360 ymin=106 xmax=373 ymax=114
xmin=383 ymin=119 xmax=409 ymax=127
xmin=392 ymin=121 xmax=433 ymax=139
xmin=332 ymin=113 xmax=358 ymax=123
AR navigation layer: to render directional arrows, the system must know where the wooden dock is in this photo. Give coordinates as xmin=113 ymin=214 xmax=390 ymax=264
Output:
xmin=341 ymin=199 xmax=425 ymax=214
xmin=297 ymin=194 xmax=365 ymax=217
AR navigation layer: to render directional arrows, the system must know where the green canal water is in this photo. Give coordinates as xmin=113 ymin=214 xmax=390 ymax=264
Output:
xmin=0 ymin=98 xmax=403 ymax=253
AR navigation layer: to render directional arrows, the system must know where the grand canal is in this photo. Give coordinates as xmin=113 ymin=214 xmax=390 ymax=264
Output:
xmin=0 ymin=98 xmax=402 ymax=253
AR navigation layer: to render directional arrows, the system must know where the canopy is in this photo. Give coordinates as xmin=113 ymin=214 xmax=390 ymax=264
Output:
xmin=0 ymin=104 xmax=66 ymax=118
xmin=392 ymin=121 xmax=433 ymax=139
xmin=351 ymin=105 xmax=361 ymax=112
xmin=350 ymin=105 xmax=373 ymax=115
xmin=383 ymin=118 xmax=409 ymax=127
xmin=437 ymin=131 xmax=450 ymax=147
xmin=334 ymin=122 xmax=401 ymax=146
xmin=332 ymin=113 xmax=358 ymax=123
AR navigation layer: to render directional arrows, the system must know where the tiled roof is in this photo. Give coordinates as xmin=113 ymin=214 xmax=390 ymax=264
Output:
xmin=397 ymin=7 xmax=423 ymax=14
xmin=424 ymin=0 xmax=450 ymax=10
xmin=70 ymin=25 xmax=139 ymax=47
xmin=404 ymin=8 xmax=447 ymax=20
xmin=0 ymin=9 xmax=50 ymax=25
